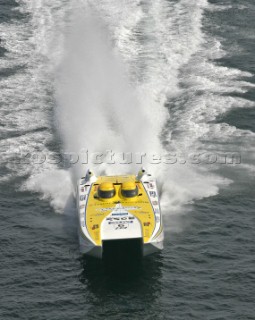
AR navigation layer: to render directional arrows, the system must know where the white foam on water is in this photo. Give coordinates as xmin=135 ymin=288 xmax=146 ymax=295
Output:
xmin=25 ymin=169 xmax=73 ymax=212
xmin=1 ymin=0 xmax=253 ymax=215
xmin=0 ymin=8 xmax=53 ymax=179
xmin=54 ymin=0 xmax=233 ymax=216
xmin=0 ymin=1 xmax=73 ymax=204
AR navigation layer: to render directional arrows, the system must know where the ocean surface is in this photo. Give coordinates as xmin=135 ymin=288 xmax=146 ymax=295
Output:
xmin=0 ymin=0 xmax=254 ymax=319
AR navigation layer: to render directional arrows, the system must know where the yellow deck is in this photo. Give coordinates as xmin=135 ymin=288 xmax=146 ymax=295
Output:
xmin=85 ymin=175 xmax=156 ymax=245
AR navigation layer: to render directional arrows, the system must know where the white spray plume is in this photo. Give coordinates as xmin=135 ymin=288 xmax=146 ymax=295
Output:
xmin=22 ymin=1 xmax=233 ymax=219
xmin=54 ymin=8 xmax=229 ymax=219
xmin=55 ymin=9 xmax=168 ymax=182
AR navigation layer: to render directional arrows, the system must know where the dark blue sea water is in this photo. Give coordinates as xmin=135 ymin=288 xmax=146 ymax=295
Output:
xmin=0 ymin=1 xmax=254 ymax=319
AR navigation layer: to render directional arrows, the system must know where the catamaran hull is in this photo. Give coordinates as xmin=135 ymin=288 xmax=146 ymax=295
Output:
xmin=79 ymin=234 xmax=103 ymax=258
xmin=77 ymin=169 xmax=164 ymax=259
xmin=79 ymin=232 xmax=163 ymax=259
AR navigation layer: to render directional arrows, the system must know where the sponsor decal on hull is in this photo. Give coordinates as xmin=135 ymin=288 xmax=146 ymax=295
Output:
xmin=106 ymin=216 xmax=135 ymax=221
xmin=149 ymin=191 xmax=157 ymax=198
xmin=96 ymin=206 xmax=141 ymax=212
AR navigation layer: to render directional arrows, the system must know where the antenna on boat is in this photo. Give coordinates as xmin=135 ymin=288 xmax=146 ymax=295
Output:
xmin=84 ymin=169 xmax=97 ymax=183
xmin=136 ymin=167 xmax=147 ymax=181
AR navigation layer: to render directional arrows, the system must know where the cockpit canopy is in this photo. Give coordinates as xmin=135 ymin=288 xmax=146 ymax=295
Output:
xmin=121 ymin=181 xmax=138 ymax=198
xmin=98 ymin=182 xmax=116 ymax=199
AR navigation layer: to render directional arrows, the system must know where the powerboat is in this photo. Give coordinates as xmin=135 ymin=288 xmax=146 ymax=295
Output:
xmin=77 ymin=168 xmax=164 ymax=259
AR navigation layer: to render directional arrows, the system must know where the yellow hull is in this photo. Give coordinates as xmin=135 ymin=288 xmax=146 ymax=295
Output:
xmin=77 ymin=170 xmax=164 ymax=258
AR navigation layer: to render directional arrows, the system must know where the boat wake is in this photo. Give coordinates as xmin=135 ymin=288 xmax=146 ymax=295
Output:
xmin=1 ymin=0 xmax=254 ymax=224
